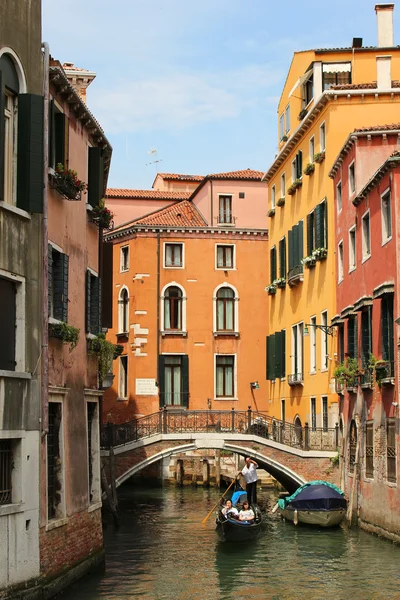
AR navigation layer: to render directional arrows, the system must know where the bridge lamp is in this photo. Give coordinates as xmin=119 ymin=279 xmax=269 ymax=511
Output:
xmin=250 ymin=381 xmax=260 ymax=390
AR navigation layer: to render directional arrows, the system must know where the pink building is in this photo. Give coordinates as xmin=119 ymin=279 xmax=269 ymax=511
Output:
xmin=330 ymin=125 xmax=400 ymax=540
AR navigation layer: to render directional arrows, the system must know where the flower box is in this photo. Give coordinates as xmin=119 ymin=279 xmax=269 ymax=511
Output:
xmin=49 ymin=322 xmax=79 ymax=351
xmin=268 ymin=208 xmax=276 ymax=217
xmin=314 ymin=151 xmax=325 ymax=164
xmin=313 ymin=247 xmax=328 ymax=261
xmin=281 ymin=135 xmax=288 ymax=142
xmin=51 ymin=164 xmax=87 ymax=201
xmin=301 ymin=255 xmax=316 ymax=269
xmin=274 ymin=278 xmax=286 ymax=289
xmin=304 ymin=163 xmax=315 ymax=176
xmin=298 ymin=108 xmax=308 ymax=120
xmin=265 ymin=284 xmax=277 ymax=295
xmin=287 ymin=185 xmax=296 ymax=196
xmin=293 ymin=178 xmax=302 ymax=190
xmin=90 ymin=200 xmax=114 ymax=230
xmin=277 ymin=197 xmax=285 ymax=207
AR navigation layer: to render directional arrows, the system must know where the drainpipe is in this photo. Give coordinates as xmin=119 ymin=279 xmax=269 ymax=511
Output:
xmin=41 ymin=42 xmax=50 ymax=436
xmin=210 ymin=180 xmax=214 ymax=226
xmin=156 ymin=232 xmax=161 ymax=404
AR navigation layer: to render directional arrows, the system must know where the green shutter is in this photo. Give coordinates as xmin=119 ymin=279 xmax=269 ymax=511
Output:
xmin=90 ymin=275 xmax=100 ymax=334
xmin=270 ymin=247 xmax=277 ymax=282
xmin=85 ymin=270 xmax=91 ymax=333
xmin=181 ymin=355 xmax=189 ymax=408
xmin=49 ymin=99 xmax=55 ymax=168
xmin=54 ymin=111 xmax=65 ymax=166
xmin=339 ymin=324 xmax=345 ymax=363
xmin=158 ymin=355 xmax=166 ymax=407
xmin=61 ymin=253 xmax=69 ymax=323
xmin=307 ymin=213 xmax=313 ymax=255
xmin=347 ymin=317 xmax=355 ymax=358
xmin=354 ymin=315 xmax=358 ymax=359
xmin=17 ymin=94 xmax=44 ymax=213
xmin=382 ymin=294 xmax=394 ymax=362
xmin=322 ymin=199 xmax=327 ymax=249
xmin=288 ymin=229 xmax=294 ymax=271
xmin=0 ymin=71 xmax=5 ymax=201
xmin=361 ymin=308 xmax=372 ymax=366
xmin=315 ymin=203 xmax=322 ymax=248
xmin=293 ymin=224 xmax=299 ymax=267
xmin=297 ymin=150 xmax=303 ymax=178
xmin=88 ymin=147 xmax=104 ymax=207
xmin=275 ymin=331 xmax=282 ymax=378
xmin=48 ymin=245 xmax=53 ymax=316
xmin=267 ymin=334 xmax=276 ymax=380
xmin=279 ymin=237 xmax=286 ymax=278
xmin=102 ymin=242 xmax=113 ymax=329
xmin=281 ymin=330 xmax=286 ymax=378
xmin=298 ymin=220 xmax=304 ymax=263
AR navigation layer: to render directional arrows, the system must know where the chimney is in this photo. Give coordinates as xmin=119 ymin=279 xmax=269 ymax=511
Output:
xmin=375 ymin=4 xmax=395 ymax=47
xmin=377 ymin=55 xmax=392 ymax=89
xmin=62 ymin=63 xmax=96 ymax=103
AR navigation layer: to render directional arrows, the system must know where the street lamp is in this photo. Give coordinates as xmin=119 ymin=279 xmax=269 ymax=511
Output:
xmin=304 ymin=323 xmax=339 ymax=336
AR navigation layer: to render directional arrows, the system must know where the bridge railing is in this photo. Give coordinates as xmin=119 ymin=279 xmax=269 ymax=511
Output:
xmin=101 ymin=408 xmax=339 ymax=452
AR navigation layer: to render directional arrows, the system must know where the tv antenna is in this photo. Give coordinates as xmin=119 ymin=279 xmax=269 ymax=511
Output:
xmin=145 ymin=147 xmax=163 ymax=172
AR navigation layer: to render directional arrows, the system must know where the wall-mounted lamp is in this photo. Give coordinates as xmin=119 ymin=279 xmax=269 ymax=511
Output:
xmin=304 ymin=323 xmax=339 ymax=336
xmin=250 ymin=381 xmax=260 ymax=390
xmin=207 ymin=398 xmax=212 ymax=409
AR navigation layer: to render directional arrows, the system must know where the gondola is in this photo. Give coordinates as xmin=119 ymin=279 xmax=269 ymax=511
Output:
xmin=216 ymin=489 xmax=262 ymax=542
xmin=276 ymin=480 xmax=347 ymax=527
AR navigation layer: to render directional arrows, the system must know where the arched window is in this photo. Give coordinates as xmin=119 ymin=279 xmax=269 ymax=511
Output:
xmin=349 ymin=419 xmax=357 ymax=473
xmin=164 ymin=286 xmax=182 ymax=330
xmin=0 ymin=52 xmax=20 ymax=205
xmin=118 ymin=288 xmax=129 ymax=334
xmin=294 ymin=416 xmax=303 ymax=447
xmin=216 ymin=287 xmax=235 ymax=331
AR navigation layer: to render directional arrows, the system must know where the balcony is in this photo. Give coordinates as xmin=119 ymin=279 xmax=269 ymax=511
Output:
xmin=288 ymin=372 xmax=303 ymax=386
xmin=346 ymin=378 xmax=358 ymax=393
xmin=360 ymin=370 xmax=373 ymax=389
xmin=335 ymin=380 xmax=345 ymax=395
xmin=288 ymin=264 xmax=304 ymax=287
xmin=376 ymin=361 xmax=395 ymax=386
xmin=216 ymin=212 xmax=236 ymax=226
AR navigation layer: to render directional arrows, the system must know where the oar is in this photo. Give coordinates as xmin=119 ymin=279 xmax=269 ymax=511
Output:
xmin=201 ymin=474 xmax=239 ymax=525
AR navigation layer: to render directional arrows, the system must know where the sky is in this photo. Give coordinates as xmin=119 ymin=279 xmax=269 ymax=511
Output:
xmin=42 ymin=0 xmax=400 ymax=190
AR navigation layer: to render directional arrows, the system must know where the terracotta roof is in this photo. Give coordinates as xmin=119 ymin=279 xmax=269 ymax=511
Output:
xmin=105 ymin=189 xmax=191 ymax=200
xmin=331 ymin=80 xmax=400 ymax=90
xmin=155 ymin=173 xmax=204 ymax=182
xmin=133 ymin=200 xmax=206 ymax=227
xmin=352 ymin=151 xmax=400 ymax=206
xmin=208 ymin=169 xmax=264 ymax=180
xmin=353 ymin=122 xmax=400 ymax=133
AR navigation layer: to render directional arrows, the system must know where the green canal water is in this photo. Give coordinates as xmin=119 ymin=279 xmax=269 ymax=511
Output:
xmin=61 ymin=485 xmax=400 ymax=600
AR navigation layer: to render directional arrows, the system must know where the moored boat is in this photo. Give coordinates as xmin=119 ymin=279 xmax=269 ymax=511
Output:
xmin=216 ymin=490 xmax=262 ymax=542
xmin=277 ymin=480 xmax=347 ymax=528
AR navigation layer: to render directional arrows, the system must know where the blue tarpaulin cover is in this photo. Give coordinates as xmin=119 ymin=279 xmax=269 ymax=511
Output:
xmin=231 ymin=490 xmax=247 ymax=506
xmin=277 ymin=480 xmax=347 ymax=511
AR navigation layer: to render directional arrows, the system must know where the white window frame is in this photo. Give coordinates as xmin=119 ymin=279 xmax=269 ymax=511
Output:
xmin=0 ymin=433 xmax=23 ymax=514
xmin=361 ymin=209 xmax=371 ymax=262
xmin=291 ymin=322 xmax=304 ymax=378
xmin=381 ymin=187 xmax=392 ymax=245
xmin=349 ymin=226 xmax=356 ymax=272
xmin=215 ymin=244 xmax=236 ymax=270
xmin=348 ymin=160 xmax=356 ymax=195
xmin=0 ymin=268 xmax=26 ymax=373
xmin=86 ymin=398 xmax=101 ymax=506
xmin=281 ymin=398 xmax=286 ymax=421
xmin=320 ymin=311 xmax=328 ymax=371
xmin=271 ymin=185 xmax=276 ymax=209
xmin=310 ymin=315 xmax=317 ymax=374
xmin=120 ymin=245 xmax=130 ymax=273
xmin=309 ymin=136 xmax=315 ymax=162
xmin=338 ymin=240 xmax=344 ymax=283
xmin=4 ymin=90 xmax=18 ymax=206
xmin=214 ymin=353 xmax=237 ymax=401
xmin=161 ymin=282 xmax=187 ymax=334
xmin=285 ymin=104 xmax=290 ymax=134
xmin=319 ymin=122 xmax=326 ymax=152
xmin=310 ymin=397 xmax=317 ymax=430
xmin=213 ymin=283 xmax=239 ymax=335
xmin=281 ymin=173 xmax=286 ymax=197
xmin=47 ymin=396 xmax=66 ymax=524
xmin=291 ymin=158 xmax=297 ymax=182
xmin=163 ymin=242 xmax=185 ymax=269
xmin=321 ymin=396 xmax=329 ymax=432
xmin=336 ymin=180 xmax=342 ymax=213
xmin=118 ymin=285 xmax=129 ymax=334
xmin=119 ymin=355 xmax=128 ymax=399
xmin=279 ymin=113 xmax=285 ymax=140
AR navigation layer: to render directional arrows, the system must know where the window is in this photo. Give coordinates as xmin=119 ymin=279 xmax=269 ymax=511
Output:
xmin=0 ymin=276 xmax=16 ymax=371
xmin=336 ymin=181 xmax=342 ymax=213
xmin=119 ymin=356 xmax=128 ymax=398
xmin=291 ymin=158 xmax=297 ymax=182
xmin=362 ymin=211 xmax=371 ymax=260
xmin=48 ymin=100 xmax=68 ymax=171
xmin=266 ymin=330 xmax=286 ymax=380
xmin=321 ymin=311 xmax=328 ymax=370
xmin=288 ymin=220 xmax=304 ymax=275
xmin=86 ymin=269 xmax=101 ymax=334
xmin=87 ymin=401 xmax=100 ymax=504
xmin=216 ymin=355 xmax=235 ymax=398
xmin=291 ymin=323 xmax=304 ymax=380
xmin=279 ymin=113 xmax=284 ymax=140
xmin=302 ymin=72 xmax=313 ymax=107
xmin=361 ymin=307 xmax=372 ymax=368
xmin=218 ymin=195 xmax=233 ymax=224
xmin=349 ymin=227 xmax=356 ymax=271
xmin=279 ymin=237 xmax=286 ymax=279
xmin=159 ymin=354 xmax=189 ymax=407
xmin=285 ymin=105 xmax=290 ymax=134
xmin=281 ymin=399 xmax=285 ymax=422
xmin=381 ymin=189 xmax=392 ymax=243
xmin=387 ymin=419 xmax=396 ymax=483
xmin=349 ymin=161 xmax=355 ymax=194
xmin=311 ymin=398 xmax=316 ymax=431
xmin=322 ymin=63 xmax=351 ymax=89
xmin=307 ymin=200 xmax=327 ymax=254
xmin=271 ymin=185 xmax=276 ymax=209
xmin=291 ymin=151 xmax=303 ymax=181
xmin=270 ymin=246 xmax=277 ymax=283
xmin=120 ymin=246 xmax=129 ymax=272
xmin=338 ymin=323 xmax=345 ymax=363
xmin=347 ymin=315 xmax=358 ymax=359
xmin=0 ymin=440 xmax=12 ymax=505
xmin=117 ymin=287 xmax=129 ymax=334
xmin=3 ymin=89 xmax=17 ymax=205
xmin=49 ymin=245 xmax=69 ymax=323
xmin=381 ymin=293 xmax=394 ymax=369
xmin=322 ymin=396 xmax=328 ymax=432
xmin=365 ymin=421 xmax=374 ymax=478
xmin=216 ymin=287 xmax=235 ymax=332
xmin=47 ymin=401 xmax=63 ymax=520
xmin=281 ymin=173 xmax=286 ymax=197
xmin=216 ymin=245 xmax=234 ymax=269
xmin=310 ymin=315 xmax=317 ymax=373
xmin=338 ymin=241 xmax=344 ymax=282
xmin=164 ymin=286 xmax=182 ymax=331
xmin=319 ymin=122 xmax=326 ymax=152
xmin=309 ymin=136 xmax=315 ymax=162
xmin=164 ymin=243 xmax=183 ymax=268
xmin=349 ymin=420 xmax=357 ymax=473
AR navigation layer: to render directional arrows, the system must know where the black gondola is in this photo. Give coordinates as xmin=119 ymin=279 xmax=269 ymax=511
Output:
xmin=215 ymin=490 xmax=262 ymax=542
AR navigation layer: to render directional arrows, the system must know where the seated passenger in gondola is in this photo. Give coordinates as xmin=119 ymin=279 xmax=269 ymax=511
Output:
xmin=222 ymin=499 xmax=239 ymax=519
xmin=238 ymin=501 xmax=255 ymax=523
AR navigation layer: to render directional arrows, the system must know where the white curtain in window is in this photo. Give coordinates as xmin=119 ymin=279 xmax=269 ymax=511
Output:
xmin=165 ymin=245 xmax=172 ymax=265
xmin=164 ymin=299 xmax=171 ymax=329
xmin=216 ymin=366 xmax=224 ymax=396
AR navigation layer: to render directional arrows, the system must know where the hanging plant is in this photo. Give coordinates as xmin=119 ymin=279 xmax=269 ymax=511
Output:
xmin=304 ymin=163 xmax=315 ymax=176
xmin=314 ymin=151 xmax=325 ymax=164
xmin=88 ymin=333 xmax=122 ymax=385
xmin=313 ymin=247 xmax=328 ymax=261
xmin=287 ymin=185 xmax=296 ymax=196
xmin=334 ymin=357 xmax=362 ymax=385
xmin=90 ymin=199 xmax=114 ymax=230
xmin=265 ymin=283 xmax=277 ymax=295
xmin=49 ymin=322 xmax=80 ymax=351
xmin=268 ymin=208 xmax=276 ymax=217
xmin=293 ymin=178 xmax=303 ymax=190
xmin=52 ymin=163 xmax=87 ymax=201
xmin=301 ymin=255 xmax=316 ymax=268
xmin=277 ymin=197 xmax=285 ymax=207
xmin=273 ymin=278 xmax=286 ymax=288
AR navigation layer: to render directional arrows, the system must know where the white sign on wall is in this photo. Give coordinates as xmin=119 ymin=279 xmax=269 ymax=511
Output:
xmin=135 ymin=378 xmax=158 ymax=396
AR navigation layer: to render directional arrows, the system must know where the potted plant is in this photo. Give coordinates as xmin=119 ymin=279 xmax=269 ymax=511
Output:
xmin=313 ymin=247 xmax=328 ymax=261
xmin=90 ymin=199 xmax=114 ymax=229
xmin=52 ymin=163 xmax=87 ymax=201
xmin=314 ymin=151 xmax=325 ymax=164
xmin=88 ymin=333 xmax=123 ymax=388
xmin=304 ymin=163 xmax=315 ymax=176
xmin=277 ymin=197 xmax=285 ymax=207
xmin=268 ymin=208 xmax=276 ymax=217
xmin=334 ymin=357 xmax=362 ymax=388
xmin=49 ymin=322 xmax=79 ymax=351
xmin=301 ymin=255 xmax=316 ymax=269
xmin=274 ymin=278 xmax=286 ymax=288
xmin=281 ymin=135 xmax=288 ymax=142
xmin=265 ymin=283 xmax=277 ymax=295
xmin=293 ymin=178 xmax=303 ymax=190
xmin=287 ymin=184 xmax=296 ymax=196
xmin=298 ymin=108 xmax=308 ymax=120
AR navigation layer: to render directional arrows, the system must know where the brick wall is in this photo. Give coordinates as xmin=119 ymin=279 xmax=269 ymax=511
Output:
xmin=40 ymin=508 xmax=103 ymax=579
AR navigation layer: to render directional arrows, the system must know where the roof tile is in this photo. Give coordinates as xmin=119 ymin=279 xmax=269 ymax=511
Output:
xmin=331 ymin=80 xmax=400 ymax=90
xmin=106 ymin=189 xmax=191 ymax=200
xmin=133 ymin=200 xmax=206 ymax=227
xmin=155 ymin=173 xmax=204 ymax=182
xmin=207 ymin=169 xmax=264 ymax=180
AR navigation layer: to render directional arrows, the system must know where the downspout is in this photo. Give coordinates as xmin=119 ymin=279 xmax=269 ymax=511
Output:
xmin=157 ymin=232 xmax=161 ymax=405
xmin=210 ymin=180 xmax=214 ymax=226
xmin=41 ymin=42 xmax=50 ymax=436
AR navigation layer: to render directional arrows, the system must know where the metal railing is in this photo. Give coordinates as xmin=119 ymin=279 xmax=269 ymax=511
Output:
xmin=288 ymin=373 xmax=304 ymax=386
xmin=101 ymin=408 xmax=339 ymax=452
xmin=216 ymin=212 xmax=236 ymax=225
xmin=288 ymin=264 xmax=304 ymax=285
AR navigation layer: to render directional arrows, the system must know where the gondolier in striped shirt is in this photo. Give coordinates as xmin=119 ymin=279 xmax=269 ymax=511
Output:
xmin=240 ymin=457 xmax=258 ymax=506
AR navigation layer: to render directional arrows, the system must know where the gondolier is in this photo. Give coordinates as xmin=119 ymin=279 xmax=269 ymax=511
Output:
xmin=240 ymin=457 xmax=258 ymax=505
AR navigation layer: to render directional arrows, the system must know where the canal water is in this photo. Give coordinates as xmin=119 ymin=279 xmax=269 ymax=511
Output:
xmin=61 ymin=485 xmax=400 ymax=600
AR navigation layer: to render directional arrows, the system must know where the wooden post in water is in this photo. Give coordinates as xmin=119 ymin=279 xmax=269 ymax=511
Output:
xmin=202 ymin=459 xmax=210 ymax=487
xmin=347 ymin=416 xmax=361 ymax=527
xmin=109 ymin=446 xmax=118 ymax=508
xmin=176 ymin=459 xmax=184 ymax=486
xmin=215 ymin=450 xmax=221 ymax=488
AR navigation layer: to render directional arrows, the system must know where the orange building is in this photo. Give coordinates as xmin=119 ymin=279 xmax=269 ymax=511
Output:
xmin=103 ymin=170 xmax=269 ymax=421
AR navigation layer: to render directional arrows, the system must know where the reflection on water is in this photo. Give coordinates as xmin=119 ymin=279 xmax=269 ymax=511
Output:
xmin=60 ymin=485 xmax=400 ymax=600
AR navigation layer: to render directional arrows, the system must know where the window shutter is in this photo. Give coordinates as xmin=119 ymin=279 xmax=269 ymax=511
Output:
xmin=48 ymin=99 xmax=55 ymax=168
xmin=315 ymin=203 xmax=322 ymax=248
xmin=347 ymin=317 xmax=355 ymax=358
xmin=288 ymin=229 xmax=294 ymax=271
xmin=102 ymin=242 xmax=113 ymax=329
xmin=181 ymin=355 xmax=189 ymax=408
xmin=354 ymin=315 xmax=358 ymax=359
xmin=382 ymin=295 xmax=394 ymax=362
xmin=281 ymin=330 xmax=286 ymax=378
xmin=61 ymin=253 xmax=69 ymax=323
xmin=17 ymin=94 xmax=44 ymax=213
xmin=53 ymin=253 xmax=64 ymax=322
xmin=0 ymin=277 xmax=16 ymax=370
xmin=275 ymin=331 xmax=282 ymax=378
xmin=48 ymin=245 xmax=53 ymax=316
xmin=85 ymin=270 xmax=91 ymax=333
xmin=90 ymin=276 xmax=100 ymax=335
xmin=322 ymin=199 xmax=327 ymax=248
xmin=88 ymin=147 xmax=104 ymax=207
xmin=297 ymin=150 xmax=303 ymax=178
xmin=361 ymin=308 xmax=372 ymax=366
xmin=0 ymin=72 xmax=5 ymax=200
xmin=279 ymin=237 xmax=286 ymax=278
xmin=298 ymin=220 xmax=304 ymax=263
xmin=307 ymin=213 xmax=313 ymax=255
xmin=270 ymin=247 xmax=277 ymax=282
xmin=158 ymin=355 xmax=165 ymax=407
xmin=54 ymin=112 xmax=66 ymax=166
xmin=266 ymin=334 xmax=276 ymax=380
xmin=293 ymin=224 xmax=299 ymax=267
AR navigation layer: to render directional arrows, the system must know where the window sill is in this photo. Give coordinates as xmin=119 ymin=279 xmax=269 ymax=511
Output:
xmin=382 ymin=236 xmax=392 ymax=247
xmin=362 ymin=254 xmax=371 ymax=265
xmin=120 ymin=268 xmax=129 ymax=273
xmin=86 ymin=203 xmax=93 ymax=212
xmin=163 ymin=265 xmax=184 ymax=270
xmin=309 ymin=370 xmax=316 ymax=375
xmin=0 ymin=201 xmax=31 ymax=220
xmin=320 ymin=368 xmax=328 ymax=374
xmin=0 ymin=370 xmax=31 ymax=380
xmin=88 ymin=501 xmax=102 ymax=513
xmin=0 ymin=502 xmax=25 ymax=517
xmin=214 ymin=397 xmax=238 ymax=401
xmin=386 ymin=481 xmax=397 ymax=488
xmin=348 ymin=267 xmax=356 ymax=274
xmin=46 ymin=516 xmax=68 ymax=531
xmin=116 ymin=396 xmax=128 ymax=402
xmin=161 ymin=331 xmax=187 ymax=337
xmin=49 ymin=317 xmax=63 ymax=325
xmin=86 ymin=333 xmax=97 ymax=340
xmin=116 ymin=332 xmax=129 ymax=341
xmin=216 ymin=267 xmax=236 ymax=271
xmin=213 ymin=332 xmax=240 ymax=338
xmin=217 ymin=223 xmax=235 ymax=228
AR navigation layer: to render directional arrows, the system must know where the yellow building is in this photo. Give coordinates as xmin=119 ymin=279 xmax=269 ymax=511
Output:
xmin=263 ymin=4 xmax=400 ymax=430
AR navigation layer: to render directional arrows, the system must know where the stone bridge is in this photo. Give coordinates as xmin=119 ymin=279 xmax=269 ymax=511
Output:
xmin=101 ymin=409 xmax=340 ymax=493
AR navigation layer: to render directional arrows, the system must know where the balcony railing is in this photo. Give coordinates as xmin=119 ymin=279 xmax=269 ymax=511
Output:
xmin=288 ymin=372 xmax=303 ymax=386
xmin=376 ymin=360 xmax=395 ymax=385
xmin=360 ymin=370 xmax=373 ymax=389
xmin=216 ymin=212 xmax=236 ymax=225
xmin=287 ymin=264 xmax=304 ymax=287
xmin=335 ymin=380 xmax=345 ymax=394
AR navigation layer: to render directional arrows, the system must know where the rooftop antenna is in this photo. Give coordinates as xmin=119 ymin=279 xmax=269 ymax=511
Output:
xmin=145 ymin=147 xmax=163 ymax=172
